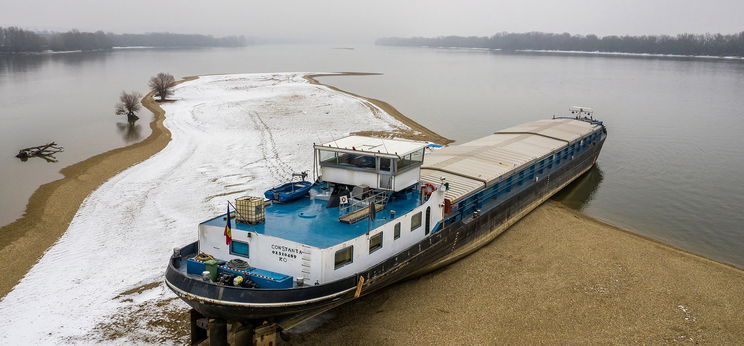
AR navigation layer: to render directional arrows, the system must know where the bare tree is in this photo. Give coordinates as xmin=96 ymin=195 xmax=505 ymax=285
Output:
xmin=148 ymin=72 xmax=176 ymax=101
xmin=115 ymin=91 xmax=142 ymax=123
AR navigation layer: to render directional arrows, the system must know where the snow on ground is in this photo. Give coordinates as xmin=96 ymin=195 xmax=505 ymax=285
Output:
xmin=0 ymin=73 xmax=407 ymax=344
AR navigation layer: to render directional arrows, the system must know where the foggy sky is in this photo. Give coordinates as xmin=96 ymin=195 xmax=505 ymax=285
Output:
xmin=1 ymin=0 xmax=743 ymax=42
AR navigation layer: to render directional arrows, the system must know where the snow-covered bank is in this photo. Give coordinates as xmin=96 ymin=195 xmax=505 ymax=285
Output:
xmin=514 ymin=49 xmax=744 ymax=60
xmin=417 ymin=45 xmax=744 ymax=60
xmin=0 ymin=73 xmax=408 ymax=344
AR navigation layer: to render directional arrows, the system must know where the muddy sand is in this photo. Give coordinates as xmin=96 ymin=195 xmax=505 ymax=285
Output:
xmin=292 ymin=201 xmax=744 ymax=345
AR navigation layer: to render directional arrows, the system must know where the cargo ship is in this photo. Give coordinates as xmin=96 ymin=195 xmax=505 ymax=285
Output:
xmin=165 ymin=107 xmax=606 ymax=331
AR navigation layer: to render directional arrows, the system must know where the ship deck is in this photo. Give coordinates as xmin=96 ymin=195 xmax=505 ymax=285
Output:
xmin=201 ymin=185 xmax=423 ymax=248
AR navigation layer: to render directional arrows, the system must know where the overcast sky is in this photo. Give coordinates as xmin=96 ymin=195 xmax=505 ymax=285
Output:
xmin=2 ymin=0 xmax=743 ymax=42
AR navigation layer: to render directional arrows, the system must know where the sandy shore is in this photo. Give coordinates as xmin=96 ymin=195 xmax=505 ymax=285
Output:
xmin=292 ymin=201 xmax=744 ymax=344
xmin=0 ymin=76 xmax=196 ymax=298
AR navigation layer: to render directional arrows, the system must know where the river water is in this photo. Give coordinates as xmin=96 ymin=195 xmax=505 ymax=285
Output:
xmin=1 ymin=45 xmax=743 ymax=266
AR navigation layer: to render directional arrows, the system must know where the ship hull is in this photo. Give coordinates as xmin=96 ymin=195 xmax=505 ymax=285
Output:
xmin=166 ymin=135 xmax=606 ymax=324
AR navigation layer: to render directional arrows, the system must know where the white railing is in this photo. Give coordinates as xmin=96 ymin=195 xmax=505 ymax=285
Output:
xmin=339 ymin=189 xmax=390 ymax=216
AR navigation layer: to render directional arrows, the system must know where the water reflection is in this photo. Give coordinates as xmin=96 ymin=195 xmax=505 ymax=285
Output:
xmin=116 ymin=121 xmax=142 ymax=143
xmin=551 ymin=164 xmax=604 ymax=210
xmin=0 ymin=54 xmax=46 ymax=75
xmin=0 ymin=50 xmax=110 ymax=75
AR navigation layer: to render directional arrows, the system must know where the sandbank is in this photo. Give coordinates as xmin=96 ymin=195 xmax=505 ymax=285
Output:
xmin=0 ymin=76 xmax=196 ymax=298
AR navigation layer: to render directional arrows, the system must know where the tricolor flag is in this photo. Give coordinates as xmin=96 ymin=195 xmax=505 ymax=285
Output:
xmin=224 ymin=204 xmax=232 ymax=245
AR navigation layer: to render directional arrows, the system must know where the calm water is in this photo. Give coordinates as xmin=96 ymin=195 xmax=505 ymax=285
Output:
xmin=1 ymin=45 xmax=743 ymax=266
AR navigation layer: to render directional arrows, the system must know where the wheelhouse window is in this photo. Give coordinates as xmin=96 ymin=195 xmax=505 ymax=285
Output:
xmin=379 ymin=157 xmax=392 ymax=172
xmin=369 ymin=232 xmax=383 ymax=253
xmin=394 ymin=222 xmax=401 ymax=239
xmin=319 ymin=149 xmax=338 ymax=165
xmin=334 ymin=246 xmax=354 ymax=269
xmin=396 ymin=148 xmax=425 ymax=172
xmin=230 ymin=240 xmax=250 ymax=258
xmin=339 ymin=153 xmax=376 ymax=170
xmin=319 ymin=149 xmax=377 ymax=171
xmin=411 ymin=212 xmax=422 ymax=231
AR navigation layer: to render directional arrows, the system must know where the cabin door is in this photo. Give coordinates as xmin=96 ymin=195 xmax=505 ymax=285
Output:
xmin=379 ymin=174 xmax=392 ymax=190
xmin=378 ymin=157 xmax=393 ymax=190
xmin=425 ymin=206 xmax=431 ymax=235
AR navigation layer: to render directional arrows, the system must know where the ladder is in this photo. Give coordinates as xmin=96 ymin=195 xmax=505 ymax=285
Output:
xmin=300 ymin=244 xmax=312 ymax=285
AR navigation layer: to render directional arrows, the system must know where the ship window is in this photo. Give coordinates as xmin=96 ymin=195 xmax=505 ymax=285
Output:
xmin=410 ymin=148 xmax=424 ymax=162
xmin=397 ymin=148 xmax=425 ymax=172
xmin=319 ymin=150 xmax=338 ymax=165
xmin=379 ymin=157 xmax=392 ymax=172
xmin=334 ymin=246 xmax=353 ymax=269
xmin=411 ymin=212 xmax=422 ymax=231
xmin=337 ymin=153 xmax=376 ymax=170
xmin=230 ymin=241 xmax=250 ymax=258
xmin=369 ymin=232 xmax=383 ymax=253
xmin=394 ymin=222 xmax=401 ymax=239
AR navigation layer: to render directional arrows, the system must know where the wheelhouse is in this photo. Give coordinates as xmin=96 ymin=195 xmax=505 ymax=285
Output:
xmin=314 ymin=136 xmax=425 ymax=191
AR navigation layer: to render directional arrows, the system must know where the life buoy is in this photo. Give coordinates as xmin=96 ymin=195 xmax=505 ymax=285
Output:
xmin=421 ymin=183 xmax=436 ymax=197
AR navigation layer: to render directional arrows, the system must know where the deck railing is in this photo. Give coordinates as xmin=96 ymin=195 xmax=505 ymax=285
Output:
xmin=339 ymin=189 xmax=391 ymax=217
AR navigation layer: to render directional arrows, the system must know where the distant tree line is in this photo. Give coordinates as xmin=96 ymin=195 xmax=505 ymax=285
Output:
xmin=376 ymin=31 xmax=744 ymax=57
xmin=0 ymin=27 xmax=250 ymax=53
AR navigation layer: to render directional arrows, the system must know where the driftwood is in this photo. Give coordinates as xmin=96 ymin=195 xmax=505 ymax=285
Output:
xmin=16 ymin=142 xmax=64 ymax=162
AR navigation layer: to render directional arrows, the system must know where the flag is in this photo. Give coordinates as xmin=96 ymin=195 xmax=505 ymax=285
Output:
xmin=224 ymin=204 xmax=232 ymax=245
xmin=368 ymin=202 xmax=376 ymax=221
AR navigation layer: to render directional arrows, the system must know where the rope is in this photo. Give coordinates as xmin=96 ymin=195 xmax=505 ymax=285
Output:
xmin=195 ymin=253 xmax=215 ymax=262
xmin=227 ymin=258 xmax=250 ymax=270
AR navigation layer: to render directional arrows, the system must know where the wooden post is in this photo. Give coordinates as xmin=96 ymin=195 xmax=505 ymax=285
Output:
xmin=189 ymin=309 xmax=207 ymax=345
xmin=208 ymin=318 xmax=228 ymax=346
xmin=232 ymin=322 xmax=255 ymax=346
xmin=354 ymin=275 xmax=366 ymax=298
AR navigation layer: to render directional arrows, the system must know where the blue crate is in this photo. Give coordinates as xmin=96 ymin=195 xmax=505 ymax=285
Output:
xmin=186 ymin=259 xmax=206 ymax=275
